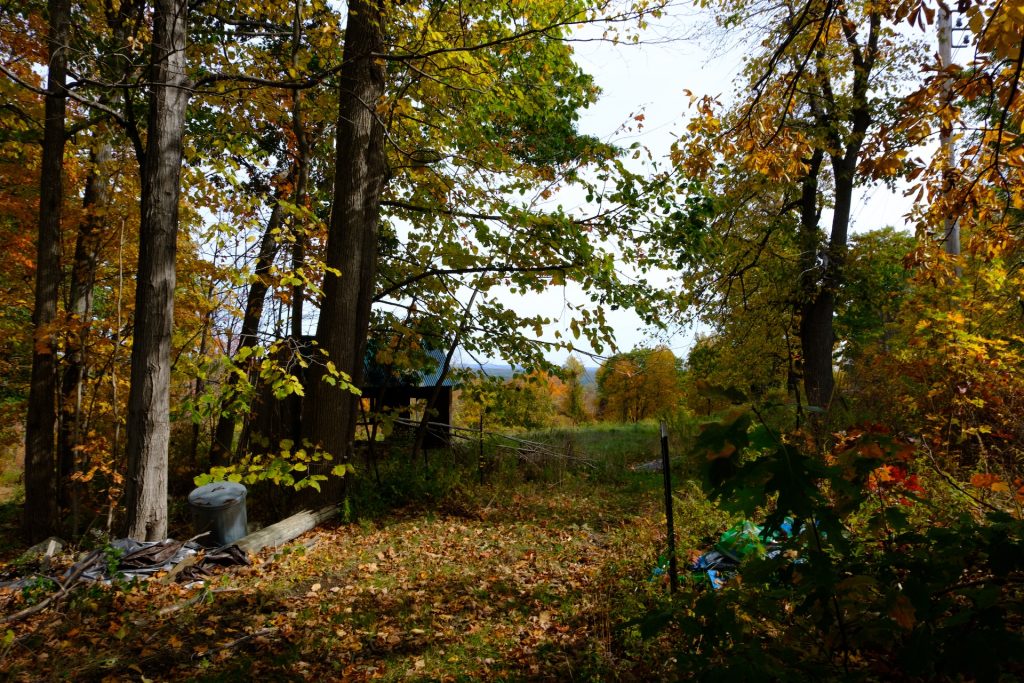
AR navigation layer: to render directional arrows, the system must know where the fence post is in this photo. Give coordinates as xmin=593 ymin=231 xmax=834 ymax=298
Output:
xmin=660 ymin=420 xmax=679 ymax=593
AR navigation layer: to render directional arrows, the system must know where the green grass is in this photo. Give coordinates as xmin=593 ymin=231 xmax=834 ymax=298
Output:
xmin=0 ymin=439 xmax=22 ymax=550
xmin=528 ymin=420 xmax=663 ymax=462
xmin=0 ymin=440 xmax=22 ymax=498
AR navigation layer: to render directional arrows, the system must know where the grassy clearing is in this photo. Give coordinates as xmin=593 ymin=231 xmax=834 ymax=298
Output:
xmin=0 ymin=437 xmax=22 ymax=544
xmin=0 ymin=423 xmax=718 ymax=681
xmin=527 ymin=422 xmax=664 ymax=464
xmin=0 ymin=437 xmax=22 ymax=500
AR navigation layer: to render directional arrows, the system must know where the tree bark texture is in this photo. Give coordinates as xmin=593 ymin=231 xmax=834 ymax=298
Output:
xmin=800 ymin=154 xmax=859 ymax=411
xmin=24 ymin=0 xmax=70 ymax=542
xmin=795 ymin=149 xmax=826 ymax=411
xmin=234 ymin=504 xmax=338 ymax=555
xmin=304 ymin=0 xmax=388 ymax=477
xmin=124 ymin=0 xmax=189 ymax=541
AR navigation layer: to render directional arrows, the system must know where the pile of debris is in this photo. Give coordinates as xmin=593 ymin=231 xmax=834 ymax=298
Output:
xmin=2 ymin=536 xmax=250 ymax=588
xmin=89 ymin=537 xmax=250 ymax=583
xmin=0 ymin=536 xmax=249 ymax=625
xmin=1 ymin=503 xmax=339 ymax=624
xmin=689 ymin=518 xmax=795 ymax=589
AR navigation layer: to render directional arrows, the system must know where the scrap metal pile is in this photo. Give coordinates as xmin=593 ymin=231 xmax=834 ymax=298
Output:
xmin=0 ymin=536 xmax=251 ymax=625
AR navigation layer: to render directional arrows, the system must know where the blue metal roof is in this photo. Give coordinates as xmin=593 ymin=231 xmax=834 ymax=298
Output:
xmin=363 ymin=345 xmax=456 ymax=388
xmin=416 ymin=347 xmax=456 ymax=387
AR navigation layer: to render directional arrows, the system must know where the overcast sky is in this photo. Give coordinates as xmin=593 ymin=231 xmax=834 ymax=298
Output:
xmin=473 ymin=9 xmax=738 ymax=367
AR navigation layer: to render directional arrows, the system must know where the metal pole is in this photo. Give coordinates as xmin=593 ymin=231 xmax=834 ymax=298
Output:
xmin=660 ymin=421 xmax=678 ymax=593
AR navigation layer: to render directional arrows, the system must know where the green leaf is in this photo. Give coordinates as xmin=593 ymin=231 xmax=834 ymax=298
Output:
xmin=697 ymin=408 xmax=752 ymax=462
xmin=695 ymin=380 xmax=747 ymax=404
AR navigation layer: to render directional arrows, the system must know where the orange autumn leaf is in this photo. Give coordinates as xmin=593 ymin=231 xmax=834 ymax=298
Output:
xmin=970 ymin=473 xmax=1001 ymax=489
xmin=873 ymin=465 xmax=895 ymax=483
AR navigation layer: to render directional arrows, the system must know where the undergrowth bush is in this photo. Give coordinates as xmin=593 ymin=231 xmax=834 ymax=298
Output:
xmin=634 ymin=388 xmax=1024 ymax=681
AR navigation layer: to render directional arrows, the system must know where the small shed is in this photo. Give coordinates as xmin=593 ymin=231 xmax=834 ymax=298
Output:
xmin=361 ymin=346 xmax=456 ymax=450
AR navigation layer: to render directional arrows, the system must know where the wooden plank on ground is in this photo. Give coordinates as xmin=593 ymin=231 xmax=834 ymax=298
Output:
xmin=234 ymin=504 xmax=340 ymax=555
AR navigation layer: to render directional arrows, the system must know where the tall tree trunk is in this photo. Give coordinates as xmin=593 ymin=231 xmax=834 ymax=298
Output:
xmin=799 ymin=290 xmax=835 ymax=410
xmin=286 ymin=137 xmax=310 ymax=448
xmin=796 ymin=149 xmax=826 ymax=410
xmin=800 ymin=13 xmax=877 ymax=414
xmin=304 ymin=0 xmax=388 ymax=475
xmin=24 ymin=0 xmax=70 ymax=542
xmin=124 ymin=0 xmax=189 ymax=541
xmin=289 ymin=196 xmax=307 ymax=340
xmin=189 ymin=281 xmax=215 ymax=463
xmin=64 ymin=3 xmax=140 ymax=502
xmin=802 ymin=148 xmax=855 ymax=407
xmin=800 ymin=151 xmax=864 ymax=412
xmin=289 ymin=2 xmax=308 ymax=342
xmin=58 ymin=141 xmax=112 ymax=518
xmin=211 ymin=0 xmax=312 ymax=464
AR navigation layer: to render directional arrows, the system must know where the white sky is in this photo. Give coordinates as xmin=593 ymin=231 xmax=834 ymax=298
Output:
xmin=476 ymin=11 xmax=740 ymax=366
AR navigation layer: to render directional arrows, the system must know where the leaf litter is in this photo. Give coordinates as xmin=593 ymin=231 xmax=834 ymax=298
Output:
xmin=0 ymin=481 xmax=681 ymax=681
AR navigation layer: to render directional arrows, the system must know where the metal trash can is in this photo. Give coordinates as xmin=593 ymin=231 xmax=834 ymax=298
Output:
xmin=188 ymin=482 xmax=248 ymax=546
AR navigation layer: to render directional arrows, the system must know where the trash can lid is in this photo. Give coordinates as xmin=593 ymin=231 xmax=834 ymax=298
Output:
xmin=188 ymin=481 xmax=247 ymax=510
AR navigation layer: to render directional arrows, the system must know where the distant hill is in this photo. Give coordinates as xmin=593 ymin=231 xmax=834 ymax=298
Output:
xmin=466 ymin=363 xmax=598 ymax=386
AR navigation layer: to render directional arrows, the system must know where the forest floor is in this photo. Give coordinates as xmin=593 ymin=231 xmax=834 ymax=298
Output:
xmin=1 ymin=424 xmax=717 ymax=681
